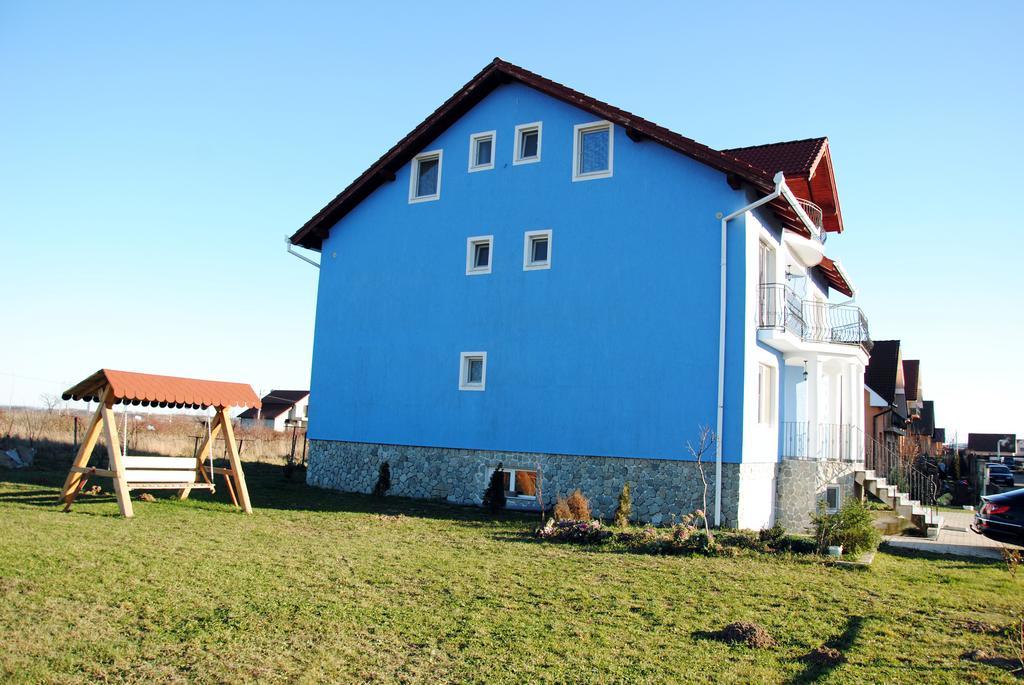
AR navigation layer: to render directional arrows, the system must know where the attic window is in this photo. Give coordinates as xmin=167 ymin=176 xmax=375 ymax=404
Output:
xmin=573 ymin=121 xmax=613 ymax=181
xmin=514 ymin=122 xmax=542 ymax=165
xmin=469 ymin=131 xmax=495 ymax=172
xmin=410 ymin=150 xmax=442 ymax=203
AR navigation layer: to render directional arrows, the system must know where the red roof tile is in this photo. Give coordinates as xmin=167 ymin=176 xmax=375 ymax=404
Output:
xmin=62 ymin=369 xmax=261 ymax=410
xmin=722 ymin=138 xmax=828 ymax=177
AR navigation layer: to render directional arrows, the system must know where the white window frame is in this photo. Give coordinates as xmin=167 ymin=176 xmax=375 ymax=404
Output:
xmin=523 ymin=229 xmax=552 ymax=271
xmin=459 ymin=351 xmax=487 ymax=391
xmin=488 ymin=466 xmax=539 ymax=500
xmin=757 ymin=363 xmax=775 ymax=425
xmin=513 ymin=122 xmax=542 ymax=165
xmin=467 ymin=131 xmax=496 ymax=172
xmin=572 ymin=120 xmax=614 ymax=182
xmin=409 ymin=149 xmax=443 ymax=203
xmin=465 ymin=235 xmax=493 ymax=276
xmin=825 ymin=484 xmax=841 ymax=513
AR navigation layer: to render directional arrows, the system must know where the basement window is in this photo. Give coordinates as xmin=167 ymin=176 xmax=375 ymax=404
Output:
xmin=466 ymin=235 xmax=493 ymax=275
xmin=409 ymin=150 xmax=442 ymax=203
xmin=491 ymin=467 xmax=538 ymax=499
xmin=459 ymin=352 xmax=487 ymax=391
xmin=514 ymin=122 xmax=542 ymax=164
xmin=573 ymin=121 xmax=613 ymax=181
xmin=468 ymin=131 xmax=495 ymax=172
xmin=523 ymin=229 xmax=552 ymax=271
xmin=825 ymin=484 xmax=841 ymax=513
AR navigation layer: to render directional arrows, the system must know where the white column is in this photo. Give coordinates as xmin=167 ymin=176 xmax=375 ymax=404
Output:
xmin=806 ymin=354 xmax=819 ymax=460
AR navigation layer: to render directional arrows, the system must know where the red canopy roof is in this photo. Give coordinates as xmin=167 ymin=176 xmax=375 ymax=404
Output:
xmin=62 ymin=369 xmax=261 ymax=410
xmin=817 ymin=256 xmax=854 ymax=297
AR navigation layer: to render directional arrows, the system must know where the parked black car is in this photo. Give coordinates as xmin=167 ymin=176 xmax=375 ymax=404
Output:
xmin=987 ymin=464 xmax=1016 ymax=487
xmin=973 ymin=487 xmax=1024 ymax=541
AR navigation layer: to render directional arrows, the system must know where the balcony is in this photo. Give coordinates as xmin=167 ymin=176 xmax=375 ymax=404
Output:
xmin=797 ymin=199 xmax=825 ymax=236
xmin=782 ymin=422 xmax=864 ymax=462
xmin=758 ymin=283 xmax=871 ymax=352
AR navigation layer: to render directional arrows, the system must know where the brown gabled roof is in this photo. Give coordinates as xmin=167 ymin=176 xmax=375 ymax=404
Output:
xmin=723 ymin=138 xmax=828 ymax=178
xmin=864 ymin=340 xmax=901 ymax=404
xmin=290 ymin=58 xmax=817 ymax=251
xmin=903 ymin=360 xmax=920 ymax=401
xmin=238 ymin=390 xmax=308 ymax=420
xmin=817 ymin=256 xmax=854 ymax=297
xmin=62 ymin=369 xmax=261 ymax=410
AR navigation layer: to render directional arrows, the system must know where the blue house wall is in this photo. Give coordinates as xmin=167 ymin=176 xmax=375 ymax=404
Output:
xmin=309 ymin=82 xmax=755 ymax=463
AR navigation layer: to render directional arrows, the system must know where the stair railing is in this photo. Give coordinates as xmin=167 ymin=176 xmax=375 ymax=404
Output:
xmin=863 ymin=432 xmax=939 ymax=522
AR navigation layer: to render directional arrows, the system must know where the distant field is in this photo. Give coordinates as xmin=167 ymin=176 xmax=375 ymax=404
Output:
xmin=0 ymin=444 xmax=1021 ymax=683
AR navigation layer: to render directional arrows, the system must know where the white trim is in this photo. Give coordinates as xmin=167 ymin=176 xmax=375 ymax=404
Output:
xmin=467 ymin=131 xmax=496 ymax=172
xmin=486 ymin=466 xmax=539 ymax=500
xmin=513 ymin=122 xmax=542 ymax=165
xmin=465 ymin=235 xmax=493 ymax=276
xmin=757 ymin=362 xmax=775 ymax=425
xmin=522 ymin=229 xmax=552 ymax=271
xmin=825 ymin=484 xmax=841 ymax=513
xmin=409 ymin=149 xmax=443 ymax=203
xmin=459 ymin=351 xmax=487 ymax=391
xmin=572 ymin=120 xmax=614 ymax=182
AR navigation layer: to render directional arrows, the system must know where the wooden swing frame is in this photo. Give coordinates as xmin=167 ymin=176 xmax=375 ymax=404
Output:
xmin=59 ymin=370 xmax=259 ymax=518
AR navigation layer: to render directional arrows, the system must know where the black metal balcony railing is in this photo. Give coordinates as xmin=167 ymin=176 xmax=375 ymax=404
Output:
xmin=758 ymin=284 xmax=871 ymax=351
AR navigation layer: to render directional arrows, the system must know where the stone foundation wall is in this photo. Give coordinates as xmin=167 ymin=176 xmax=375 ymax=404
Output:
xmin=307 ymin=439 xmax=744 ymax=526
xmin=774 ymin=458 xmax=863 ymax=533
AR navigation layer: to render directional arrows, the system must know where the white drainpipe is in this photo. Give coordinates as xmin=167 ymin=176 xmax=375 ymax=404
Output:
xmin=712 ymin=171 xmax=786 ymax=527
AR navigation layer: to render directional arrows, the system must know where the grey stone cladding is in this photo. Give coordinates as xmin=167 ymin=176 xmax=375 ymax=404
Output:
xmin=307 ymin=439 xmax=743 ymax=526
xmin=774 ymin=458 xmax=863 ymax=533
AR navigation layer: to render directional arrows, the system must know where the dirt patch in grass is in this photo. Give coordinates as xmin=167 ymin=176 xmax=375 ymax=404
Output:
xmin=804 ymin=645 xmax=845 ymax=666
xmin=708 ymin=621 xmax=776 ymax=648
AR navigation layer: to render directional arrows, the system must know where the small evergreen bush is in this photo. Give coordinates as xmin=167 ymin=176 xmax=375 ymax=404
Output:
xmin=372 ymin=462 xmax=391 ymax=497
xmin=482 ymin=463 xmax=507 ymax=514
xmin=813 ymin=499 xmax=882 ymax=556
xmin=758 ymin=523 xmax=786 ymax=549
xmin=614 ymin=482 xmax=632 ymax=527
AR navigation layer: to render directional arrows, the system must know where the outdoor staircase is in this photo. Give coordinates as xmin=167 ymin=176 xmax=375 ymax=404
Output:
xmin=855 ymin=469 xmax=943 ymax=535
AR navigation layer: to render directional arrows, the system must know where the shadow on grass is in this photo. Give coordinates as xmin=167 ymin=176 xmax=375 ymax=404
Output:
xmin=785 ymin=615 xmax=865 ymax=684
xmin=0 ymin=437 xmax=537 ymax=528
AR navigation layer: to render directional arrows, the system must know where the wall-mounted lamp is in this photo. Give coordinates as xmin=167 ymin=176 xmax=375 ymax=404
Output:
xmin=786 ymin=266 xmax=806 ymax=282
xmin=803 ymin=361 xmax=808 ymax=381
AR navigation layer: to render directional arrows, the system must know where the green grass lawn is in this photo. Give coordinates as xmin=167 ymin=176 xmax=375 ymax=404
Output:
xmin=0 ymin=451 xmax=1021 ymax=684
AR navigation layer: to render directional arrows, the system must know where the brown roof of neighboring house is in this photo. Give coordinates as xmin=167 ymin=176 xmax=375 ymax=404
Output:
xmin=288 ymin=58 xmax=830 ymax=251
xmin=62 ymin=369 xmax=261 ymax=410
xmin=903 ymin=360 xmax=920 ymax=401
xmin=237 ymin=390 xmax=308 ymax=420
xmin=968 ymin=433 xmax=1016 ymax=453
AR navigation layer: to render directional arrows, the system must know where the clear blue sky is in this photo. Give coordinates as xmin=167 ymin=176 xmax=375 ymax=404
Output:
xmin=2 ymin=2 xmax=1021 ymax=441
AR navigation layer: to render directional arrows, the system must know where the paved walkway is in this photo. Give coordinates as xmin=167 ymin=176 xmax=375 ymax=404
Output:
xmin=885 ymin=510 xmax=1023 ymax=560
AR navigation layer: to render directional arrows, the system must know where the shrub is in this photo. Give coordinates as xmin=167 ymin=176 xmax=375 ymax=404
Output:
xmin=758 ymin=523 xmax=786 ymax=549
xmin=553 ymin=496 xmax=572 ymax=521
xmin=937 ymin=493 xmax=953 ymax=507
xmin=536 ymin=518 xmax=612 ymax=544
xmin=482 ymin=463 xmax=507 ymax=514
xmin=813 ymin=499 xmax=882 ymax=556
xmin=566 ymin=489 xmax=591 ymax=521
xmin=614 ymin=482 xmax=632 ymax=527
xmin=372 ymin=462 xmax=391 ymax=497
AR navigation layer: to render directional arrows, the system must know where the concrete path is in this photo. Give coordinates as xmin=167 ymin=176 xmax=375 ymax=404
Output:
xmin=885 ymin=510 xmax=1023 ymax=560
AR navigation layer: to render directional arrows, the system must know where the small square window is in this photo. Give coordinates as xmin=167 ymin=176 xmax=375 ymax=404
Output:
xmin=513 ymin=122 xmax=542 ymax=165
xmin=468 ymin=131 xmax=495 ymax=172
xmin=459 ymin=352 xmax=487 ymax=391
xmin=523 ymin=229 xmax=552 ymax=271
xmin=466 ymin=235 xmax=493 ymax=275
xmin=825 ymin=484 xmax=841 ymax=513
xmin=572 ymin=121 xmax=613 ymax=181
xmin=409 ymin=150 xmax=443 ymax=203
xmin=488 ymin=467 xmax=539 ymax=499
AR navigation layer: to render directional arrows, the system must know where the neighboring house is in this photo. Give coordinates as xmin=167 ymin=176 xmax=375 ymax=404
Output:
xmin=238 ymin=390 xmax=309 ymax=432
xmin=967 ymin=433 xmax=1017 ymax=461
xmin=290 ymin=58 xmax=874 ymax=530
xmin=908 ymin=400 xmax=936 ymax=457
xmin=932 ymin=428 xmax=946 ymax=457
xmin=863 ymin=340 xmax=909 ymax=455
